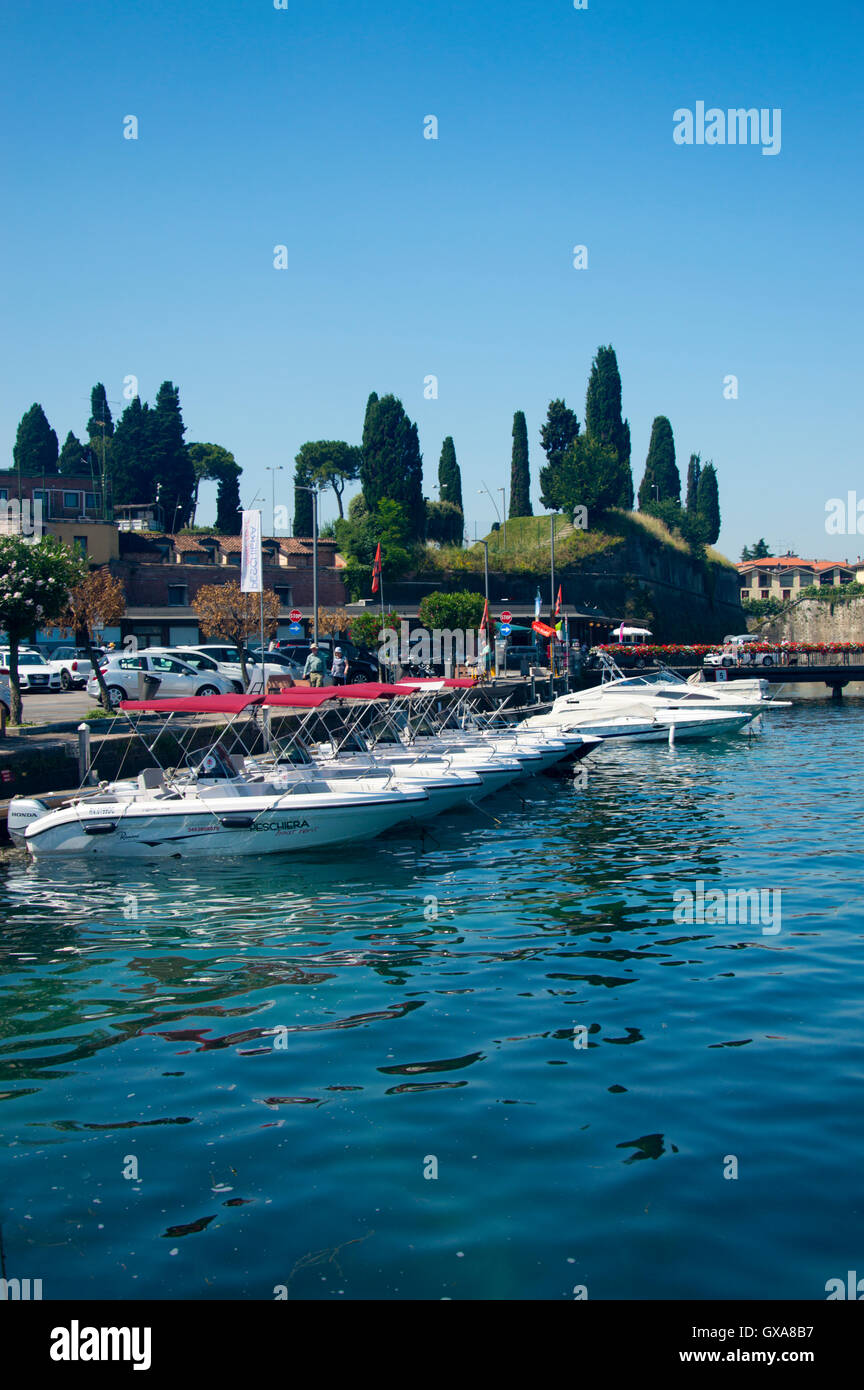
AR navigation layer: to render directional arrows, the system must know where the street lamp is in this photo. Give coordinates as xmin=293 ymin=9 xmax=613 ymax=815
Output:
xmin=478 ymin=483 xmax=505 ymax=551
xmin=295 ymin=484 xmax=320 ymax=646
xmin=478 ymin=538 xmax=491 ymax=678
xmin=265 ymin=466 xmax=284 ymax=536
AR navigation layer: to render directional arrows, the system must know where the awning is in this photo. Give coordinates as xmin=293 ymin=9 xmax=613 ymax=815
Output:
xmin=120 ymin=694 xmax=264 ymax=714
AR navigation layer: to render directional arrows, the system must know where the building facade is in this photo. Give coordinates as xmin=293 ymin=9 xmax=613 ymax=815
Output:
xmin=737 ymin=556 xmax=859 ymax=602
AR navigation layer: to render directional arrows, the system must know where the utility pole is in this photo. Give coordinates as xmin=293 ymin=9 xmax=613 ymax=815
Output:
xmin=296 ymin=483 xmax=320 ymax=644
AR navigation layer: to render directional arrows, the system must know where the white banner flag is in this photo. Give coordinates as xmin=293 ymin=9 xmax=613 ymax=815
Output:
xmin=240 ymin=509 xmax=263 ymax=593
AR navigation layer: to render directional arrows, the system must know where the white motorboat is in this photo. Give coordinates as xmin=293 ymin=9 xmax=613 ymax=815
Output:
xmin=521 ymin=698 xmax=756 ymax=743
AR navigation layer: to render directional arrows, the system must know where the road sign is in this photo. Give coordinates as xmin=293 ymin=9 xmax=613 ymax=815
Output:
xmin=288 ymin=623 xmax=303 ymax=636
xmin=498 ymin=624 xmax=512 ymax=636
xmin=288 ymin=608 xmax=302 ymax=623
xmin=499 ymin=610 xmax=512 ymax=624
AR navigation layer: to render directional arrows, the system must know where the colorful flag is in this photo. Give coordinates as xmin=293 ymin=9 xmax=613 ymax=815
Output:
xmin=240 ymin=509 xmax=263 ymax=593
xmin=618 ymin=619 xmax=625 ymax=643
xmin=481 ymin=597 xmax=489 ymax=631
xmin=555 ymin=584 xmax=562 ymax=616
xmin=535 ymin=588 xmax=542 ymax=620
xmin=371 ymin=542 xmax=382 ymax=595
xmin=532 ymin=620 xmax=557 ymax=639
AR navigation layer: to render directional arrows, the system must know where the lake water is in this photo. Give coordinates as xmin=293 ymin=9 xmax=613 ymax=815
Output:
xmin=1 ymin=701 xmax=863 ymax=1301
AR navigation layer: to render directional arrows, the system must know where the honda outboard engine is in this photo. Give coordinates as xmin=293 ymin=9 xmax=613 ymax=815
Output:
xmin=7 ymin=797 xmax=49 ymax=847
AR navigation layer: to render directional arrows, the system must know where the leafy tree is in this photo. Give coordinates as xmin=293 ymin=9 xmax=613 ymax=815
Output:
xmin=334 ymin=498 xmax=416 ymax=599
xmin=539 ymin=399 xmax=579 ymax=510
xmin=295 ymin=440 xmax=361 ymax=519
xmin=0 ymin=535 xmax=86 ymax=722
xmin=509 ymin=411 xmax=532 ymax=517
xmin=438 ymin=436 xmax=463 ymax=513
xmin=685 ymin=453 xmax=701 ymax=513
xmin=349 ymin=609 xmax=400 ymax=648
xmin=741 ymin=537 xmax=770 ymax=561
xmin=187 ymin=443 xmax=242 ymax=534
xmin=638 ymin=415 xmax=680 ymax=508
xmin=696 ymin=461 xmax=721 ymax=544
xmin=192 ymin=580 xmax=280 ymax=688
xmin=110 ymin=397 xmax=157 ymax=508
xmin=418 ymin=591 xmax=486 ymax=631
xmin=426 ymin=499 xmax=464 ymax=545
xmin=58 ymin=431 xmax=90 ymax=477
xmin=584 ymin=346 xmax=632 ymax=508
xmin=642 ymin=498 xmax=706 ymax=549
xmin=359 ymin=393 xmax=425 ymax=538
xmin=152 ymin=381 xmax=195 ymax=531
xmin=555 ymin=434 xmax=628 ymax=518
xmin=12 ymin=404 xmax=59 ymax=478
xmin=61 ymin=568 xmax=126 ymax=709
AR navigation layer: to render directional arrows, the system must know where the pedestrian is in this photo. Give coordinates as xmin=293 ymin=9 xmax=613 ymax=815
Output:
xmin=330 ymin=646 xmax=349 ymax=686
xmin=303 ymin=643 xmax=325 ymax=688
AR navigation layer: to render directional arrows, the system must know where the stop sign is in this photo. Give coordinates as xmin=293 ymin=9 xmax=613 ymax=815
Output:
xmin=500 ymin=610 xmax=512 ymax=624
xmin=289 ymin=609 xmax=302 ymax=623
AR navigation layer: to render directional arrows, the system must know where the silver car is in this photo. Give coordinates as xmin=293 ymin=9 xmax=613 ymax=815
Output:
xmin=87 ymin=653 xmax=236 ymax=708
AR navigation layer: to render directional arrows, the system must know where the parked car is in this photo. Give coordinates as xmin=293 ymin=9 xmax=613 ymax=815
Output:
xmin=275 ymin=639 xmax=378 ymax=683
xmin=45 ymin=645 xmax=103 ymax=690
xmin=150 ymin=646 xmax=246 ymax=694
xmin=704 ymin=636 xmax=779 ymax=668
xmin=0 ymin=647 xmax=61 ymax=692
xmin=0 ymin=671 xmax=11 ymax=720
xmin=188 ymin=645 xmax=304 ymax=689
xmin=88 ymin=653 xmax=236 ymax=708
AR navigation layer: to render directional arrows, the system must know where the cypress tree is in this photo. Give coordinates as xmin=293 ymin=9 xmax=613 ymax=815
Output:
xmin=539 ymin=399 xmax=579 ymax=511
xmin=638 ymin=416 xmax=680 ymax=508
xmin=696 ymin=462 xmax=721 ymax=544
xmin=685 ymin=453 xmax=701 ymax=513
xmin=110 ymin=397 xmax=157 ymax=507
xmin=438 ymin=436 xmax=463 ymax=513
xmin=58 ymin=431 xmax=90 ymax=476
xmin=12 ymin=404 xmax=59 ymax=477
xmin=151 ymin=381 xmax=195 ymax=531
xmin=293 ymin=462 xmax=313 ymax=536
xmin=584 ymin=346 xmax=633 ymax=508
xmin=87 ymin=383 xmax=114 ymax=442
xmin=359 ymin=393 xmax=425 ymax=537
xmin=509 ymin=410 xmax=532 ymax=517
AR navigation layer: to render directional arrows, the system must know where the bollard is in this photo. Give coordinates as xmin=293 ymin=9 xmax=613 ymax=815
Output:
xmin=78 ymin=722 xmax=91 ymax=783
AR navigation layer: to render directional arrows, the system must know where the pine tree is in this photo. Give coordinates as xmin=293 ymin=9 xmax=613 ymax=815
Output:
xmin=685 ymin=453 xmax=701 ymax=513
xmin=696 ymin=462 xmax=721 ymax=544
xmin=151 ymin=381 xmax=195 ymax=531
xmin=638 ymin=416 xmax=680 ymax=508
xmin=539 ymin=399 xmax=579 ymax=511
xmin=509 ymin=410 xmax=532 ymax=517
xmin=584 ymin=346 xmax=633 ymax=508
xmin=12 ymin=404 xmax=59 ymax=477
xmin=438 ymin=436 xmax=463 ymax=512
xmin=58 ymin=431 xmax=90 ymax=476
xmin=110 ymin=397 xmax=157 ymax=507
xmin=359 ymin=393 xmax=425 ymax=537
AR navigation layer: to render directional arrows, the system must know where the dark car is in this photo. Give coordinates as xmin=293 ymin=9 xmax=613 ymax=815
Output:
xmin=276 ymin=640 xmax=379 ymax=683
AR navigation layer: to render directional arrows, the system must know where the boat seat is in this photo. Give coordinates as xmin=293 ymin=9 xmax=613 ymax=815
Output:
xmin=227 ymin=753 xmax=246 ymax=774
xmin=138 ymin=768 xmax=165 ymax=791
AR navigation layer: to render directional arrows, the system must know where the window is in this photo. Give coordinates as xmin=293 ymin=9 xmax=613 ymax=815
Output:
xmin=32 ymin=489 xmax=47 ymax=505
xmin=168 ymin=585 xmax=188 ymax=607
xmin=149 ymin=656 xmax=190 ymax=674
xmin=0 ymin=488 xmax=7 ymax=501
xmin=740 ymin=590 xmax=748 ymax=601
xmin=73 ymin=535 xmax=88 ymax=555
xmin=228 ymin=554 xmax=241 ymax=566
xmin=85 ymin=493 xmax=97 ymax=510
xmin=119 ymin=657 xmax=145 ymax=670
xmin=782 ymin=589 xmax=791 ymax=600
xmin=274 ymin=586 xmax=293 ymax=606
xmin=64 ymin=491 xmax=80 ymax=510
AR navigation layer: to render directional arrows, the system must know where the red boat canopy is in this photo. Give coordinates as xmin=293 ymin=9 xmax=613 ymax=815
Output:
xmin=120 ymin=694 xmax=265 ymax=714
xmin=395 ymin=676 xmax=477 ymax=689
xmin=264 ymin=682 xmax=408 ymax=707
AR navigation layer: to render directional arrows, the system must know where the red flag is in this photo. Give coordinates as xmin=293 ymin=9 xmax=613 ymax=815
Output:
xmin=532 ymin=620 xmax=557 ymax=639
xmin=371 ymin=542 xmax=382 ymax=594
xmin=481 ymin=598 xmax=489 ymax=631
xmin=555 ymin=584 xmax=562 ymax=616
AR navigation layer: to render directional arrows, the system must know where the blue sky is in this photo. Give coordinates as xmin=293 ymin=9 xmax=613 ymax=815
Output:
xmin=1 ymin=0 xmax=861 ymax=560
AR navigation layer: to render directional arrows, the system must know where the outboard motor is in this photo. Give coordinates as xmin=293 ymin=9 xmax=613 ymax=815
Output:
xmin=7 ymin=797 xmax=49 ymax=847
